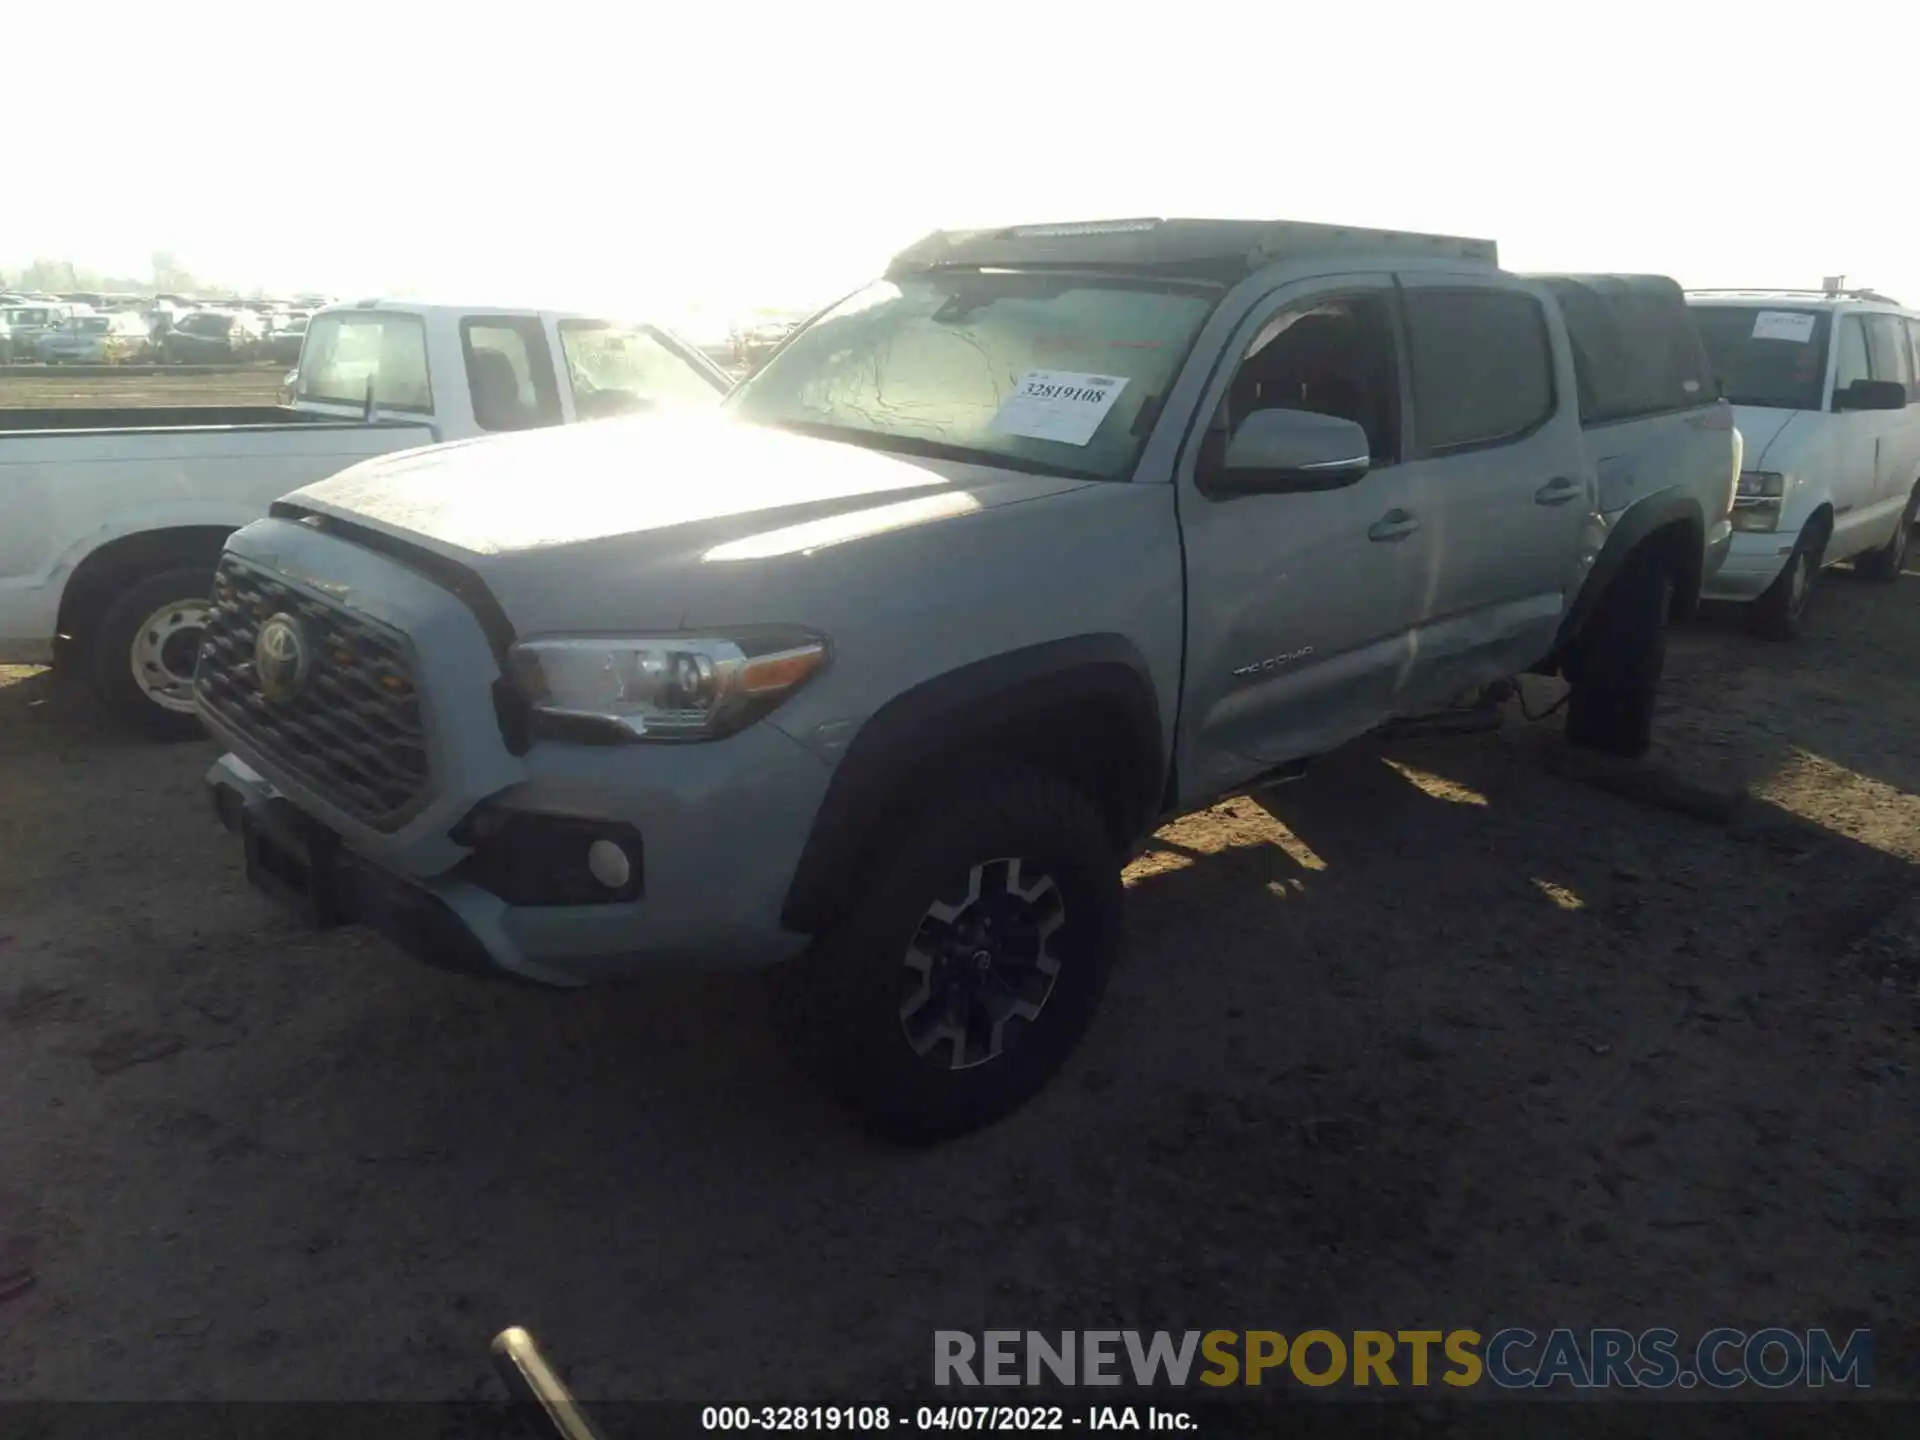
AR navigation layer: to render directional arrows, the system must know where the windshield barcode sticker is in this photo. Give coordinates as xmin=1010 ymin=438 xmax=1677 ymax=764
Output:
xmin=990 ymin=369 xmax=1130 ymax=446
xmin=1752 ymin=311 xmax=1817 ymax=344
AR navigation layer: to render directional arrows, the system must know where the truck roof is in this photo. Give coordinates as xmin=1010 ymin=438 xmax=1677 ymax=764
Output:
xmin=325 ymin=296 xmax=621 ymax=323
xmin=886 ymin=216 xmax=1498 ymax=284
xmin=1687 ymin=287 xmax=1907 ymax=310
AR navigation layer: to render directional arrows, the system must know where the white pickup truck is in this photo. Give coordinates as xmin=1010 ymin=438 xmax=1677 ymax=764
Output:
xmin=0 ymin=299 xmax=731 ymax=735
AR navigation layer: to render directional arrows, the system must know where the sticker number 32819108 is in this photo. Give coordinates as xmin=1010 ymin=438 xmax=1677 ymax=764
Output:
xmin=990 ymin=369 xmax=1130 ymax=446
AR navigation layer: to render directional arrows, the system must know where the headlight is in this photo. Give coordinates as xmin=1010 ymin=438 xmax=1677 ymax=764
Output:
xmin=507 ymin=630 xmax=829 ymax=742
xmin=1732 ymin=471 xmax=1786 ymax=533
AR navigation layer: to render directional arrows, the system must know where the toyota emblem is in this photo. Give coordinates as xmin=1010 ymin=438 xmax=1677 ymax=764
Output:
xmin=254 ymin=613 xmax=310 ymax=702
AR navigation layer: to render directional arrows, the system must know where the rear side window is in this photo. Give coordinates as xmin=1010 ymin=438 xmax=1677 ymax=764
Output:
xmin=298 ymin=311 xmax=433 ymax=412
xmin=1905 ymin=319 xmax=1920 ymax=400
xmin=1539 ymin=275 xmax=1712 ymax=423
xmin=1403 ymin=288 xmax=1555 ymax=453
xmin=461 ymin=316 xmax=563 ymax=432
xmin=1865 ymin=314 xmax=1912 ymax=391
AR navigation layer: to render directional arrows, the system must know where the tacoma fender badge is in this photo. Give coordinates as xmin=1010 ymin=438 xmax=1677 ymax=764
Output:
xmin=1232 ymin=646 xmax=1314 ymax=679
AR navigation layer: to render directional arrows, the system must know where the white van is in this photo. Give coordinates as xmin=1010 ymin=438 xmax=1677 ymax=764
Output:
xmin=1686 ymin=289 xmax=1920 ymax=637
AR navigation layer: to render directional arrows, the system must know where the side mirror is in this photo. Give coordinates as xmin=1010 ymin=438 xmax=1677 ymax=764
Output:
xmin=1836 ymin=378 xmax=1908 ymax=412
xmin=1207 ymin=408 xmax=1371 ymax=496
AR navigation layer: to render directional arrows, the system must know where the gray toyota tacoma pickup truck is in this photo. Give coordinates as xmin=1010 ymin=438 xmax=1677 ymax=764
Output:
xmin=197 ymin=218 xmax=1737 ymax=1139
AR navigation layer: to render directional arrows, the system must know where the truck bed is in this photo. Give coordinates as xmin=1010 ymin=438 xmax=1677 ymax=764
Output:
xmin=1 ymin=414 xmax=440 ymax=664
xmin=0 ymin=405 xmax=397 ymax=433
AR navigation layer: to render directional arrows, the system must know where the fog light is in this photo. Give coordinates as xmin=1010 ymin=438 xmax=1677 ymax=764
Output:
xmin=587 ymin=838 xmax=632 ymax=890
xmin=453 ymin=808 xmax=644 ymax=906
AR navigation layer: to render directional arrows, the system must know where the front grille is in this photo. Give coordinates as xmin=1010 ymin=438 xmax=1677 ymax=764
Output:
xmin=195 ymin=556 xmax=429 ymax=830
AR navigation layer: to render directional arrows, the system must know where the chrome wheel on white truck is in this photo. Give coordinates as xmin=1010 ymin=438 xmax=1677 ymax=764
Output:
xmin=89 ymin=567 xmax=215 ymax=740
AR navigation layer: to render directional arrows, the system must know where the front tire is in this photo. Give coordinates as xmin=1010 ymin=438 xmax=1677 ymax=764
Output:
xmin=1565 ymin=551 xmax=1672 ymax=760
xmin=1748 ymin=527 xmax=1823 ymax=640
xmin=89 ymin=566 xmax=215 ymax=741
xmin=775 ymin=765 xmax=1124 ymax=1142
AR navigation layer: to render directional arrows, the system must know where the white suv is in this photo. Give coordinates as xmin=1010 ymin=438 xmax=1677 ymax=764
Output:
xmin=1688 ymin=289 xmax=1920 ymax=637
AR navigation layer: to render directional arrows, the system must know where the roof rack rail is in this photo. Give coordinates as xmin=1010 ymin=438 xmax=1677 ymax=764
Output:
xmin=887 ymin=217 xmax=1498 ymax=283
xmin=1688 ymin=286 xmax=1904 ymax=305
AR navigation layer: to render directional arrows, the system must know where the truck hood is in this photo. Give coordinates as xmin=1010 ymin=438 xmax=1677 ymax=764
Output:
xmin=1728 ymin=407 xmax=1801 ymax=470
xmin=282 ymin=412 xmax=1095 ymax=632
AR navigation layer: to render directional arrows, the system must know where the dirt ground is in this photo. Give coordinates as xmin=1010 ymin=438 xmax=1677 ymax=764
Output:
xmin=0 ymin=568 xmax=1916 ymax=1407
xmin=0 ymin=367 xmax=284 ymax=412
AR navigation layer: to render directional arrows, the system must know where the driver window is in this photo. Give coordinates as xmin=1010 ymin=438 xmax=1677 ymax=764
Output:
xmin=1212 ymin=293 xmax=1401 ymax=465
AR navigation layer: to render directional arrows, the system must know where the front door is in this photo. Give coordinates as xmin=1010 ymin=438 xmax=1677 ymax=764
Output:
xmin=1172 ymin=274 xmax=1433 ymax=804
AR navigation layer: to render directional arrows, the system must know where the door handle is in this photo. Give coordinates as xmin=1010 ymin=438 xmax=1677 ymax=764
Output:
xmin=1534 ymin=477 xmax=1581 ymax=506
xmin=1368 ymin=509 xmax=1420 ymax=542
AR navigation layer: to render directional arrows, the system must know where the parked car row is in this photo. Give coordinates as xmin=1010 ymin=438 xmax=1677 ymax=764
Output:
xmin=34 ymin=311 xmax=156 ymax=364
xmin=156 ymin=308 xmax=272 ymax=363
xmin=7 ymin=215 xmax=1917 ymax=1142
xmin=727 ymin=316 xmax=806 ymax=373
xmin=1 ymin=305 xmax=60 ymax=361
xmin=0 ymin=289 xmax=334 ymax=364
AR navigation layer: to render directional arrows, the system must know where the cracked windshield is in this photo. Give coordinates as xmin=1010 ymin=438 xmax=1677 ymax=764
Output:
xmin=727 ymin=273 xmax=1217 ymax=477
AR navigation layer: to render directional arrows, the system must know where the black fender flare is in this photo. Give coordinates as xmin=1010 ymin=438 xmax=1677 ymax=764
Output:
xmin=1554 ymin=492 xmax=1702 ymax=655
xmin=779 ymin=635 xmax=1167 ymax=935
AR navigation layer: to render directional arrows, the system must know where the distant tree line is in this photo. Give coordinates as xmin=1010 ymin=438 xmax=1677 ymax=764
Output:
xmin=1 ymin=252 xmax=247 ymax=299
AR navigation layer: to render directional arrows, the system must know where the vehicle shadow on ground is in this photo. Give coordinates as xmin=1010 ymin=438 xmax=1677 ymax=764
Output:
xmin=0 ymin=666 xmax=148 ymax=756
xmin=1679 ymin=568 xmax=1920 ymax=802
xmin=140 ymin=715 xmax=1910 ymax=1398
xmin=1066 ymin=732 xmax=1917 ymax=1357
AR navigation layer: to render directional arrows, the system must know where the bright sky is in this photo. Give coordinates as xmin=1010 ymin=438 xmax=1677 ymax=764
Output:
xmin=9 ymin=1 xmax=1917 ymax=340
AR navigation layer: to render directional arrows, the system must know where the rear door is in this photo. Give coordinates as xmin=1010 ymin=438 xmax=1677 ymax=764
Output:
xmin=1390 ymin=273 xmax=1591 ymax=708
xmin=1543 ymin=275 xmax=1730 ymax=526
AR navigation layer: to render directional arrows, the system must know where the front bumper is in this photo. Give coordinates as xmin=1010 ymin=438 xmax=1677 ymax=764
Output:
xmin=209 ymin=752 xmax=578 ymax=986
xmin=205 ymin=723 xmax=826 ymax=988
xmin=1701 ymin=527 xmax=1802 ymax=601
xmin=209 ymin=752 xmax=511 ymax=973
